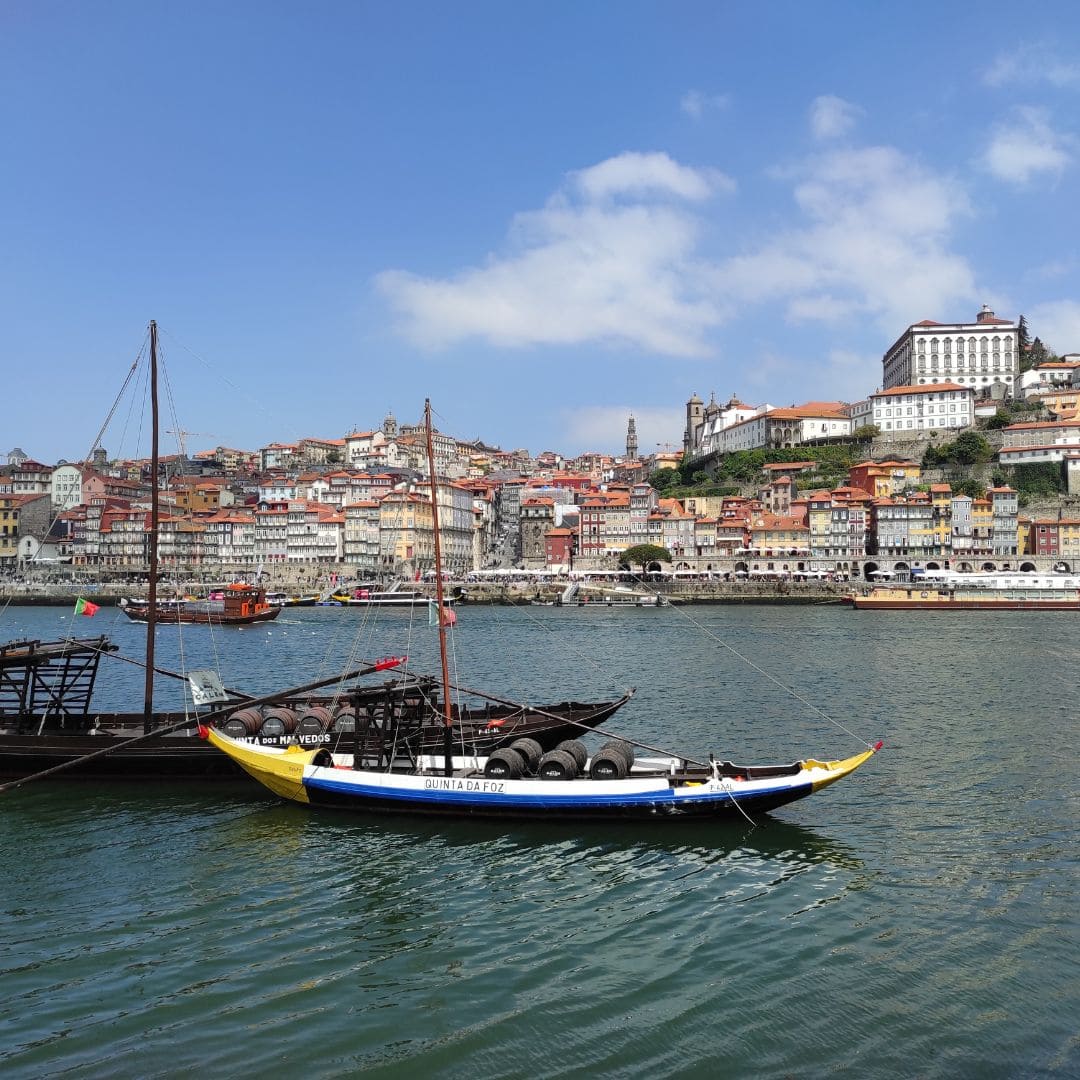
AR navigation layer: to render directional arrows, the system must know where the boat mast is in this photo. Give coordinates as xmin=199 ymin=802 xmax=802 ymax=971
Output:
xmin=424 ymin=399 xmax=454 ymax=777
xmin=142 ymin=320 xmax=159 ymax=732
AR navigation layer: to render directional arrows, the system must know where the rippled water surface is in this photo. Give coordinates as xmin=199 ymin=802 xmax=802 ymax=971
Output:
xmin=1 ymin=604 xmax=1076 ymax=1078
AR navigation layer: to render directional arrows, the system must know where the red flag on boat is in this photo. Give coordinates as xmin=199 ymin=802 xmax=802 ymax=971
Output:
xmin=73 ymin=597 xmax=100 ymax=617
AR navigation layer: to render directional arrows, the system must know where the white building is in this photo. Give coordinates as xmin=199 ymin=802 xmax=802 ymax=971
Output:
xmin=882 ymin=305 xmax=1018 ymax=397
xmin=870 ymin=383 xmax=974 ymax=436
xmin=1017 ymin=358 xmax=1080 ymax=398
xmin=697 ymin=404 xmax=851 ymax=456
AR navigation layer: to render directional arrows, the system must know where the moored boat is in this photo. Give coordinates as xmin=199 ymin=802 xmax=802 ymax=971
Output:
xmin=202 ymin=399 xmax=881 ymax=822
xmin=120 ymin=583 xmax=281 ymax=625
xmin=329 ymin=581 xmax=454 ymax=608
xmin=852 ymin=571 xmax=1080 ymax=610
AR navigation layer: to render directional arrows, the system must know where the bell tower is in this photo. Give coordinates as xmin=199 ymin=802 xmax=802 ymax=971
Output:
xmin=625 ymin=415 xmax=638 ymax=460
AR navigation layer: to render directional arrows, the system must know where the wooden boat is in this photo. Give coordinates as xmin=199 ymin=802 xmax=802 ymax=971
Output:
xmin=852 ymin=571 xmax=1080 ymax=610
xmin=0 ymin=330 xmax=629 ymax=789
xmin=204 ymin=400 xmax=880 ymax=821
xmin=120 ymin=583 xmax=281 ymax=625
xmin=0 ymin=635 xmax=632 ymax=781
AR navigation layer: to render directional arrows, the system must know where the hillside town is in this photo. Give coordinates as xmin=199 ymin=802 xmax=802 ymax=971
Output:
xmin=4 ymin=306 xmax=1080 ymax=584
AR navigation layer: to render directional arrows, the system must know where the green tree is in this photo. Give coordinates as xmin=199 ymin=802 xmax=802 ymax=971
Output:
xmin=1017 ymin=314 xmax=1030 ymax=351
xmin=620 ymin=544 xmax=672 ymax=575
xmin=649 ymin=468 xmax=680 ymax=492
xmin=852 ymin=424 xmax=880 ymax=439
xmin=1027 ymin=337 xmax=1057 ymax=368
xmin=983 ymin=409 xmax=1011 ymax=430
xmin=948 ymin=431 xmax=993 ymax=466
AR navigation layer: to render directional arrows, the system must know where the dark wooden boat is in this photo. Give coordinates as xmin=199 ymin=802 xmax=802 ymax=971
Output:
xmin=0 ymin=635 xmax=632 ymax=781
xmin=120 ymin=584 xmax=281 ymax=625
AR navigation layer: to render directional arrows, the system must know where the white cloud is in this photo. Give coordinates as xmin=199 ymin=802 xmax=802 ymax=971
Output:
xmin=376 ymin=153 xmax=733 ymax=357
xmin=377 ymin=136 xmax=980 ymax=364
xmin=1027 ymin=300 xmax=1080 ymax=355
xmin=809 ymin=95 xmax=861 ymax=140
xmin=980 ymin=107 xmax=1074 ymax=185
xmin=984 ymin=44 xmax=1080 ymax=88
xmin=713 ymin=146 xmax=976 ymax=330
xmin=559 ymin=404 xmax=686 ymax=456
xmin=572 ymin=151 xmax=732 ymax=201
xmin=680 ymin=90 xmax=732 ymax=119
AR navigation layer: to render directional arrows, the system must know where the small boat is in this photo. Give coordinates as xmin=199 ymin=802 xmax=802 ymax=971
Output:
xmin=203 ymin=400 xmax=880 ymax=822
xmin=266 ymin=592 xmax=321 ymax=607
xmin=329 ymin=582 xmax=454 ymax=608
xmin=120 ymin=583 xmax=281 ymax=625
xmin=852 ymin=571 xmax=1080 ymax=611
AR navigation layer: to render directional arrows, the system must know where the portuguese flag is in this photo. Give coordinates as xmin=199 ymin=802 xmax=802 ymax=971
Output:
xmin=74 ymin=597 xmax=100 ymax=618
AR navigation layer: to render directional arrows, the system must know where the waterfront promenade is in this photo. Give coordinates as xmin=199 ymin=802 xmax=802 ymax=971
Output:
xmin=0 ymin=577 xmax=849 ymax=607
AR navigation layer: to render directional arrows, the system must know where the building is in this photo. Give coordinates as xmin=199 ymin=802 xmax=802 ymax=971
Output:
xmin=869 ymin=383 xmax=974 ymax=437
xmin=848 ymin=459 xmax=922 ymax=498
xmin=882 ymin=305 xmax=1019 ymax=397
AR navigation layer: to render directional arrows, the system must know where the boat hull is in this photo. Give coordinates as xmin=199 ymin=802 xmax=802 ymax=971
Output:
xmin=852 ymin=592 xmax=1080 ymax=611
xmin=204 ymin=727 xmax=877 ymax=822
xmin=121 ymin=606 xmax=281 ymax=625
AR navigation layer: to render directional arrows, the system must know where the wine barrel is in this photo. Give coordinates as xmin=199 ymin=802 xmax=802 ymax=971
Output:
xmin=221 ymin=708 xmax=263 ymax=738
xmin=260 ymin=707 xmax=297 ymax=737
xmin=296 ymin=706 xmax=333 ymax=737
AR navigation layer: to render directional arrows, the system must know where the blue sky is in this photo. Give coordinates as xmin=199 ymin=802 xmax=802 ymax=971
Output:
xmin=3 ymin=1 xmax=1080 ymax=466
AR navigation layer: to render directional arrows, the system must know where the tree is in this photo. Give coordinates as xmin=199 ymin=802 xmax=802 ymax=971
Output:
xmin=949 ymin=431 xmax=993 ymax=466
xmin=649 ymin=468 xmax=680 ymax=492
xmin=852 ymin=424 xmax=880 ymax=439
xmin=1027 ymin=337 xmax=1057 ymax=369
xmin=1017 ymin=314 xmax=1031 ymax=352
xmin=983 ymin=409 xmax=1011 ymax=430
xmin=620 ymin=544 xmax=672 ymax=575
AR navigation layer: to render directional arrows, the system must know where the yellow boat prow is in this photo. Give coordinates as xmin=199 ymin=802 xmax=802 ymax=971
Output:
xmin=204 ymin=725 xmax=313 ymax=804
xmin=804 ymin=743 xmax=881 ymax=793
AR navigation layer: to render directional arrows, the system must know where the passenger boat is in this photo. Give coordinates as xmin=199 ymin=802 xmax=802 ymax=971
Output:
xmin=120 ymin=583 xmax=281 ymax=625
xmin=203 ymin=400 xmax=881 ymax=822
xmin=852 ymin=571 xmax=1080 ymax=610
xmin=329 ymin=582 xmax=454 ymax=608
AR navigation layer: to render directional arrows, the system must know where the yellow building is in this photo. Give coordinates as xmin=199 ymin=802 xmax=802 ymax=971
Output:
xmin=378 ymin=491 xmax=434 ymax=574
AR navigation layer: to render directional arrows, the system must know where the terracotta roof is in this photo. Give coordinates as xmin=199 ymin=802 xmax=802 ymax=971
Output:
xmin=872 ymin=383 xmax=969 ymax=397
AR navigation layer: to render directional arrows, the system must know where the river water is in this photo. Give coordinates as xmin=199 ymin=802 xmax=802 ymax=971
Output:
xmin=0 ymin=603 xmax=1076 ymax=1078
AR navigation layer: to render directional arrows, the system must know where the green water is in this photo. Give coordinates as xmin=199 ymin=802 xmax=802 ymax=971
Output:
xmin=0 ymin=604 xmax=1076 ymax=1077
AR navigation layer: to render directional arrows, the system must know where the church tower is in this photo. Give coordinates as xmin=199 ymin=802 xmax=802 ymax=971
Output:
xmin=382 ymin=411 xmax=398 ymax=438
xmin=625 ymin=415 xmax=638 ymax=460
xmin=683 ymin=393 xmax=704 ymax=456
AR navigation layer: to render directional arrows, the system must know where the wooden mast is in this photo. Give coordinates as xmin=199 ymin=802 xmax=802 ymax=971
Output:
xmin=142 ymin=320 xmax=159 ymax=732
xmin=424 ymin=399 xmax=454 ymax=777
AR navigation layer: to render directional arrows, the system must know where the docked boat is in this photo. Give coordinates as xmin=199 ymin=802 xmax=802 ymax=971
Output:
xmin=0 ymin=635 xmax=632 ymax=782
xmin=852 ymin=571 xmax=1080 ymax=610
xmin=267 ymin=592 xmax=321 ymax=607
xmin=203 ymin=399 xmax=880 ymax=822
xmin=329 ymin=582 xmax=453 ymax=608
xmin=120 ymin=583 xmax=281 ymax=625
xmin=0 ymin=328 xmax=630 ymax=788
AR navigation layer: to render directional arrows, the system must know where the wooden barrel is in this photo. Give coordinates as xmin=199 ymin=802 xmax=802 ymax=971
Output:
xmin=221 ymin=708 xmax=263 ymax=738
xmin=330 ymin=706 xmax=356 ymax=733
xmin=296 ymin=706 xmax=333 ymax=737
xmin=260 ymin=707 xmax=297 ymax=736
